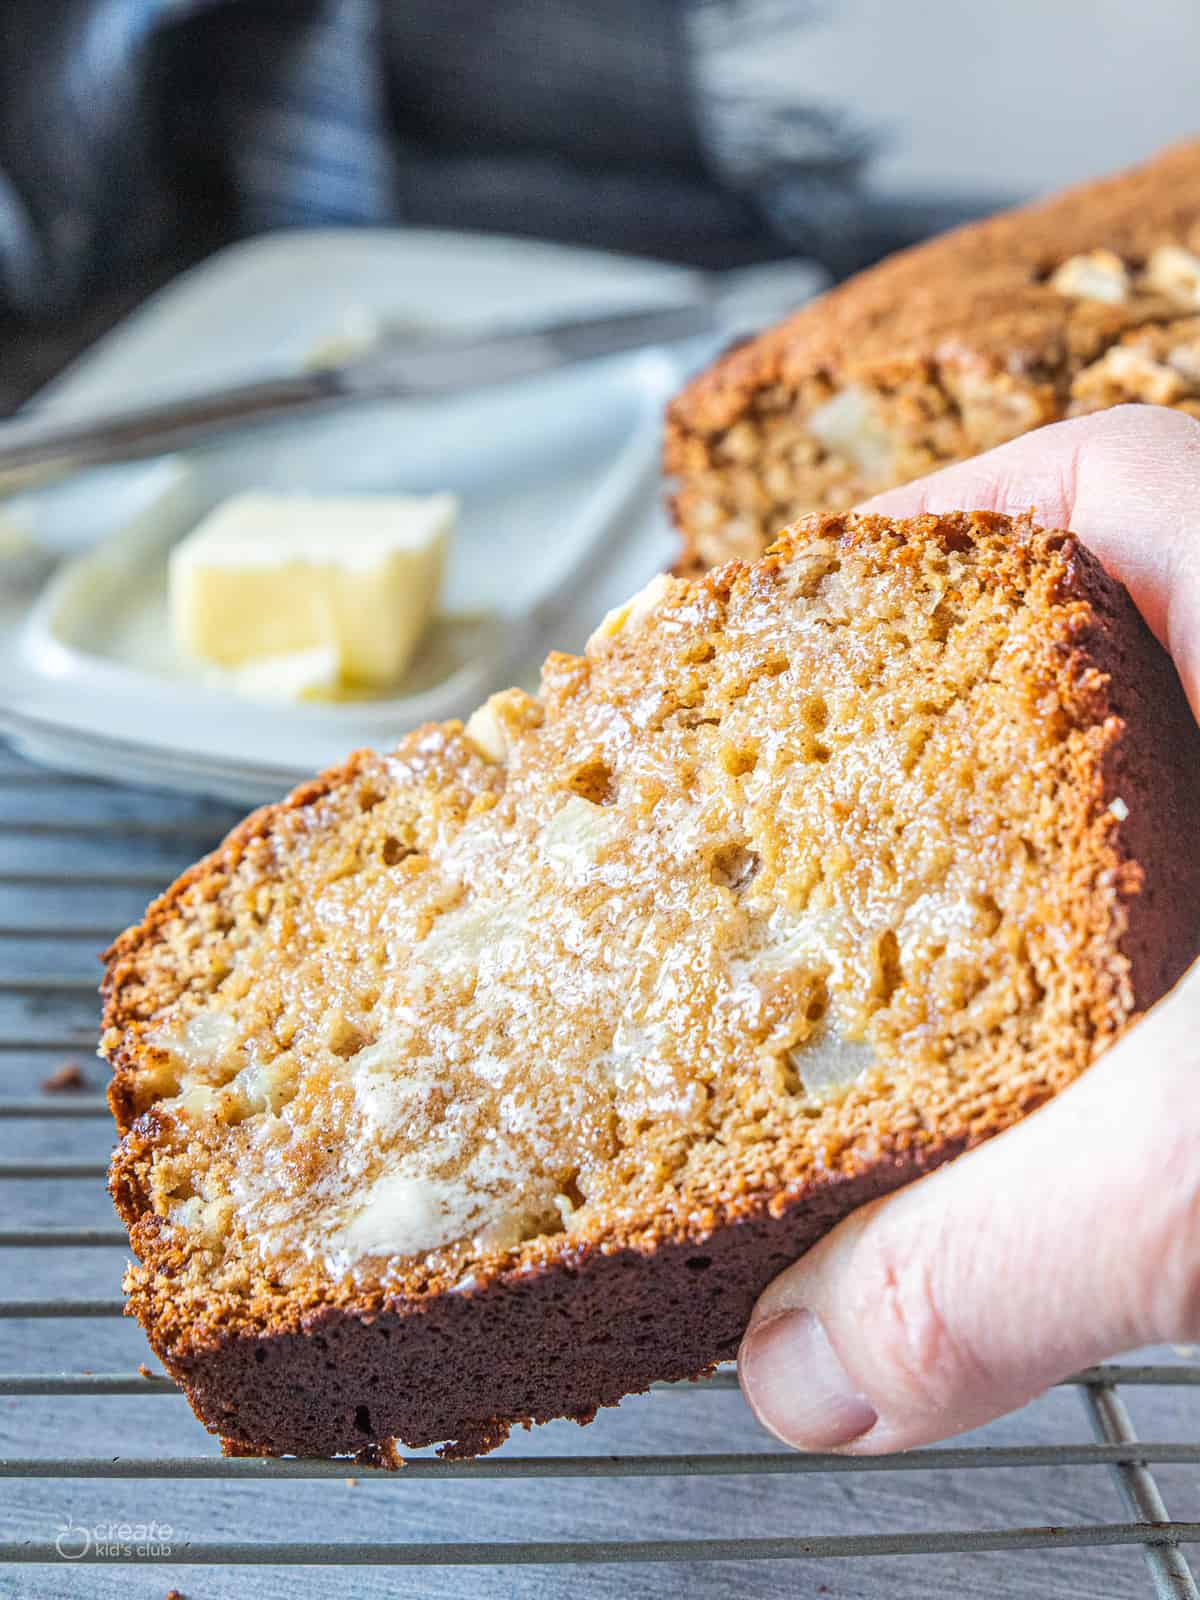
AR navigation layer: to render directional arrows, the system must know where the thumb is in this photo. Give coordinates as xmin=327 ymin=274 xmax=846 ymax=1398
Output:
xmin=738 ymin=963 xmax=1200 ymax=1453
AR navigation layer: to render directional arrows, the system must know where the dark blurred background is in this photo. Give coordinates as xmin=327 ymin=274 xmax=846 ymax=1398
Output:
xmin=1 ymin=0 xmax=1196 ymax=406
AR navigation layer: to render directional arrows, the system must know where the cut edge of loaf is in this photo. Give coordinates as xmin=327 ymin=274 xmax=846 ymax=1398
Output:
xmin=101 ymin=510 xmax=1200 ymax=1459
xmin=666 ymin=140 xmax=1200 ymax=570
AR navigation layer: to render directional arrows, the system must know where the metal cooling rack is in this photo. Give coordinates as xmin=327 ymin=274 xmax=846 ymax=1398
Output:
xmin=0 ymin=744 xmax=1197 ymax=1595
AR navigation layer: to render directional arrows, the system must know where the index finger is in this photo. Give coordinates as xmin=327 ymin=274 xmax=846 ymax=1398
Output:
xmin=861 ymin=404 xmax=1200 ymax=718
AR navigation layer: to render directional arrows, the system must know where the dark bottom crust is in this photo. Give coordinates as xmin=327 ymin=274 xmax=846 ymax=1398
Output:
xmin=157 ymin=1140 xmax=968 ymax=1460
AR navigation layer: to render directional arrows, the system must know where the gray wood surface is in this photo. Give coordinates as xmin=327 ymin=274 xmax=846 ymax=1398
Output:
xmin=0 ymin=744 xmax=1194 ymax=1600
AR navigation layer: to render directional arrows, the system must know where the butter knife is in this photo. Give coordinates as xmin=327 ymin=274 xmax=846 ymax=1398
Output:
xmin=0 ymin=258 xmax=826 ymax=483
xmin=0 ymin=302 xmax=723 ymax=483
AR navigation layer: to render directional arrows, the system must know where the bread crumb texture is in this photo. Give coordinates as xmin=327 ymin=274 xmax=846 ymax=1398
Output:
xmin=103 ymin=511 xmax=1200 ymax=1456
xmin=667 ymin=141 xmax=1200 ymax=569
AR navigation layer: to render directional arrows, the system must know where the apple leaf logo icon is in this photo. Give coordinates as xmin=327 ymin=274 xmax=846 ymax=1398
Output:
xmin=54 ymin=1515 xmax=89 ymax=1560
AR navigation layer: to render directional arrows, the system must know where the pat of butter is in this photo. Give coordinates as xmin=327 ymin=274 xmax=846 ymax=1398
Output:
xmin=169 ymin=491 xmax=455 ymax=689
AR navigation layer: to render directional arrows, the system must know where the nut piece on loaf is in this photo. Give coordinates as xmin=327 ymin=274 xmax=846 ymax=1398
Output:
xmin=103 ymin=510 xmax=1200 ymax=1460
xmin=667 ymin=140 xmax=1200 ymax=570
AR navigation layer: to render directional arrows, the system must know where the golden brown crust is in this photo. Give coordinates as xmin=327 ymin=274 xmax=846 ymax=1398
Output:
xmin=667 ymin=140 xmax=1200 ymax=569
xmin=102 ymin=510 xmax=1200 ymax=1457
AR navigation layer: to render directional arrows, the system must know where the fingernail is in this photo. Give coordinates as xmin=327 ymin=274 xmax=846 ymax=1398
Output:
xmin=740 ymin=1308 xmax=877 ymax=1450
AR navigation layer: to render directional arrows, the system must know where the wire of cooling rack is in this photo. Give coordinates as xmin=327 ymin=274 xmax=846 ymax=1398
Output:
xmin=0 ymin=748 xmax=1197 ymax=1589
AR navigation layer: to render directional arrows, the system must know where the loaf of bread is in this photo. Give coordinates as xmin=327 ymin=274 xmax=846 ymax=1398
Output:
xmin=104 ymin=510 xmax=1200 ymax=1460
xmin=667 ymin=141 xmax=1200 ymax=570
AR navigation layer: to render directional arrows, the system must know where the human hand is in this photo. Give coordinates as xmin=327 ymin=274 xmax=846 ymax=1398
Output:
xmin=738 ymin=405 xmax=1200 ymax=1453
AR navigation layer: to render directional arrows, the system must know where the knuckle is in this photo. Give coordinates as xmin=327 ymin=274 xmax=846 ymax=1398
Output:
xmin=865 ymin=1241 xmax=987 ymax=1414
xmin=1088 ymin=400 xmax=1200 ymax=445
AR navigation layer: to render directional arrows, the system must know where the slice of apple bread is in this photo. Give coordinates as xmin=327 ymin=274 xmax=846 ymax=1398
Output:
xmin=103 ymin=509 xmax=1200 ymax=1459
